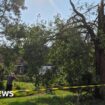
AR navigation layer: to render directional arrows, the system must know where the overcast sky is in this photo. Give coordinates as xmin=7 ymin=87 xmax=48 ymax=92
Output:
xmin=21 ymin=0 xmax=100 ymax=24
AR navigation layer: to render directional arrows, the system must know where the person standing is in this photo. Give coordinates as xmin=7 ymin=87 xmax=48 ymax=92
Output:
xmin=0 ymin=68 xmax=4 ymax=90
xmin=6 ymin=72 xmax=16 ymax=91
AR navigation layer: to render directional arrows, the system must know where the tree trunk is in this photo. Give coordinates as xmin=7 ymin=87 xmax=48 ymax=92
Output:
xmin=96 ymin=49 xmax=105 ymax=82
xmin=97 ymin=0 xmax=105 ymax=83
xmin=69 ymin=0 xmax=105 ymax=98
xmin=95 ymin=45 xmax=105 ymax=98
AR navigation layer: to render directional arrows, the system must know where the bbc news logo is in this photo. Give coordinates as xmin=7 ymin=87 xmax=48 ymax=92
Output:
xmin=0 ymin=91 xmax=14 ymax=97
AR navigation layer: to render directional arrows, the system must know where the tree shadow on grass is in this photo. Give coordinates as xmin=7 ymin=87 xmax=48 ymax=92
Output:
xmin=8 ymin=95 xmax=105 ymax=105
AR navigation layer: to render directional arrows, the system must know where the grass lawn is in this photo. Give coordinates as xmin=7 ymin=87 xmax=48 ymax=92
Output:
xmin=0 ymin=90 xmax=105 ymax=105
xmin=4 ymin=81 xmax=35 ymax=90
xmin=1 ymin=81 xmax=105 ymax=105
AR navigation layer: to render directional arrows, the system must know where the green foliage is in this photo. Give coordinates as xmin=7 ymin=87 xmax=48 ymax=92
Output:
xmin=0 ymin=0 xmax=25 ymax=34
xmin=0 ymin=91 xmax=105 ymax=105
xmin=0 ymin=0 xmax=26 ymax=73
xmin=13 ymin=81 xmax=34 ymax=90
xmin=0 ymin=46 xmax=17 ymax=68
xmin=42 ymin=67 xmax=58 ymax=88
xmin=0 ymin=64 xmax=3 ymax=69
xmin=49 ymin=19 xmax=94 ymax=86
xmin=23 ymin=25 xmax=49 ymax=74
xmin=0 ymin=12 xmax=97 ymax=90
xmin=5 ymin=24 xmax=27 ymax=41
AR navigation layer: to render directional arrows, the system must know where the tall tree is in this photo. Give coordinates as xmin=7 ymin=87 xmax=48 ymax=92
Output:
xmin=49 ymin=25 xmax=93 ymax=86
xmin=0 ymin=0 xmax=25 ymax=68
xmin=23 ymin=25 xmax=49 ymax=81
xmin=68 ymin=0 xmax=105 ymax=96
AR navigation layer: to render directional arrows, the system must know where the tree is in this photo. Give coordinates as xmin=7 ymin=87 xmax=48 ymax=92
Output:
xmin=0 ymin=0 xmax=25 ymax=72
xmin=0 ymin=23 xmax=28 ymax=71
xmin=0 ymin=0 xmax=25 ymax=34
xmin=23 ymin=25 xmax=49 ymax=84
xmin=48 ymin=16 xmax=94 ymax=86
xmin=68 ymin=0 xmax=105 ymax=97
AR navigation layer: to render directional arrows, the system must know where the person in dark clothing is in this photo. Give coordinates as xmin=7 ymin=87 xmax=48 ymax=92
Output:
xmin=6 ymin=72 xmax=16 ymax=91
xmin=0 ymin=68 xmax=4 ymax=90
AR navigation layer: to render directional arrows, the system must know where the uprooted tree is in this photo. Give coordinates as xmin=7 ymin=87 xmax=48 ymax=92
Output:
xmin=67 ymin=0 xmax=105 ymax=96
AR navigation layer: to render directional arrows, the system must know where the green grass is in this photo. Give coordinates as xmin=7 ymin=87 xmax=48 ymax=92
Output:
xmin=3 ymin=81 xmax=35 ymax=97
xmin=4 ymin=81 xmax=35 ymax=90
xmin=0 ymin=91 xmax=105 ymax=105
xmin=1 ymin=81 xmax=105 ymax=105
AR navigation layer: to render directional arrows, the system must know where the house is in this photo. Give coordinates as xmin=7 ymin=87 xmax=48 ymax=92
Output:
xmin=39 ymin=64 xmax=53 ymax=75
xmin=15 ymin=58 xmax=27 ymax=74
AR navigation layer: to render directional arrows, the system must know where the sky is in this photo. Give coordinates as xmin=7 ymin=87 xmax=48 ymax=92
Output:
xmin=21 ymin=0 xmax=100 ymax=24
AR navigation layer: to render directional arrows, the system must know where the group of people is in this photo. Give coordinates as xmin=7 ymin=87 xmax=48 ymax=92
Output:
xmin=0 ymin=69 xmax=16 ymax=91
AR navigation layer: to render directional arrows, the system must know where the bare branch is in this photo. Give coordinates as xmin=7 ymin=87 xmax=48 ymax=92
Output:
xmin=69 ymin=0 xmax=97 ymax=43
xmin=84 ymin=4 xmax=98 ymax=14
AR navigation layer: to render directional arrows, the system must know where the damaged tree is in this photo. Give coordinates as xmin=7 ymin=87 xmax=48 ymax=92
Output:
xmin=68 ymin=0 xmax=105 ymax=97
